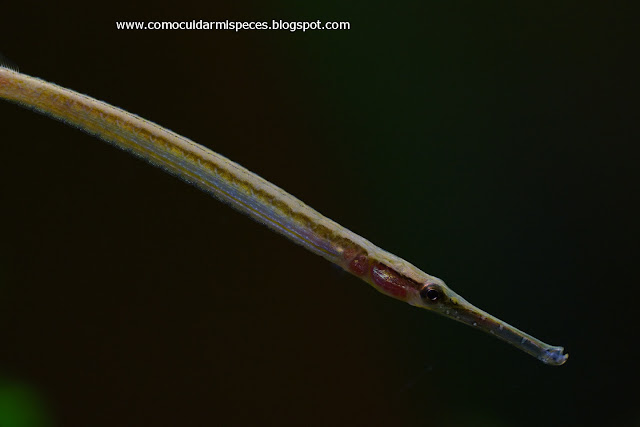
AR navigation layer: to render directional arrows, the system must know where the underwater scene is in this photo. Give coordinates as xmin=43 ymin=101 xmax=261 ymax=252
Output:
xmin=1 ymin=2 xmax=637 ymax=426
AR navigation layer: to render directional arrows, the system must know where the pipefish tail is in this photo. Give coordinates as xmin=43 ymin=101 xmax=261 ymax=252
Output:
xmin=0 ymin=64 xmax=568 ymax=366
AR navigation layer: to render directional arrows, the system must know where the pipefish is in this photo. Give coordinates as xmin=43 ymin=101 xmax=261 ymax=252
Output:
xmin=0 ymin=62 xmax=568 ymax=365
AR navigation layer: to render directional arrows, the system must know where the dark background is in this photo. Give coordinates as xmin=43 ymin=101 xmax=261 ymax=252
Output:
xmin=1 ymin=2 xmax=638 ymax=426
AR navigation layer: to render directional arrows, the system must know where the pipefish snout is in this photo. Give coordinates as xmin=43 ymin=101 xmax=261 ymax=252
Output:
xmin=0 ymin=63 xmax=567 ymax=366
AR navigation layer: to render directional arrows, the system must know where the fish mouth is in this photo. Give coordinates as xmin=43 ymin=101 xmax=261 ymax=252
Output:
xmin=537 ymin=346 xmax=569 ymax=365
xmin=439 ymin=292 xmax=568 ymax=366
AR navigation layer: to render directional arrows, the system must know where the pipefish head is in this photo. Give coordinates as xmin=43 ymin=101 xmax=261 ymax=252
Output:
xmin=409 ymin=278 xmax=470 ymax=320
xmin=412 ymin=279 xmax=569 ymax=366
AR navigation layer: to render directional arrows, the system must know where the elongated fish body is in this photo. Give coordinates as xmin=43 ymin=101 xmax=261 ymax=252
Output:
xmin=0 ymin=64 xmax=568 ymax=365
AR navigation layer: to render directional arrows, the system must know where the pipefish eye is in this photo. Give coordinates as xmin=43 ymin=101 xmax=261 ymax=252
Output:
xmin=420 ymin=284 xmax=441 ymax=302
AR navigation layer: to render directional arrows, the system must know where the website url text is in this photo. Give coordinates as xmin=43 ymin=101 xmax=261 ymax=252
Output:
xmin=115 ymin=20 xmax=351 ymax=32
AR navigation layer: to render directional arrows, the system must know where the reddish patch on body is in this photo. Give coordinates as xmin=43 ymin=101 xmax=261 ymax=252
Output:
xmin=343 ymin=251 xmax=419 ymax=300
xmin=348 ymin=254 xmax=370 ymax=276
xmin=371 ymin=263 xmax=413 ymax=299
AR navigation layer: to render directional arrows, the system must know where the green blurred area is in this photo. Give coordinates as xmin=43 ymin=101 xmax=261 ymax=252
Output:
xmin=0 ymin=382 xmax=51 ymax=427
